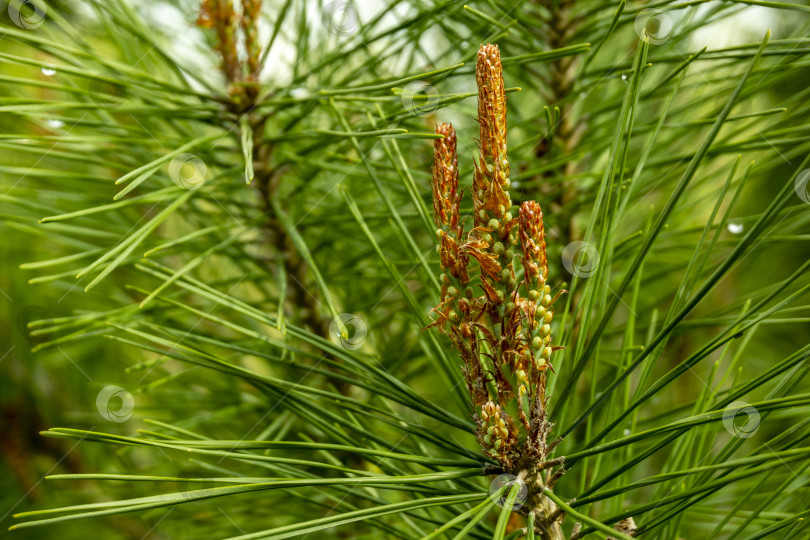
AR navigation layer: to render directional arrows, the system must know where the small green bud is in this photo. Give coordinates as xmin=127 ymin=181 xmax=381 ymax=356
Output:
xmin=540 ymin=324 xmax=551 ymax=336
xmin=529 ymin=290 xmax=540 ymax=301
xmin=532 ymin=336 xmax=543 ymax=349
xmin=543 ymin=294 xmax=552 ymax=306
xmin=447 ymin=286 xmax=458 ymax=298
xmin=493 ymin=242 xmax=505 ymax=255
xmin=488 ymin=218 xmax=500 ymax=231
xmin=537 ymin=358 xmax=546 ymax=368
xmin=542 ymin=346 xmax=552 ymax=359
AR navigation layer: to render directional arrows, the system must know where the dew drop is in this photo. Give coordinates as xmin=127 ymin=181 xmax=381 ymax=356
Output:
xmin=727 ymin=222 xmax=744 ymax=234
xmin=623 ymin=429 xmax=631 ymax=437
xmin=41 ymin=67 xmax=56 ymax=76
xmin=621 ymin=74 xmax=628 ymax=82
xmin=47 ymin=119 xmax=65 ymax=128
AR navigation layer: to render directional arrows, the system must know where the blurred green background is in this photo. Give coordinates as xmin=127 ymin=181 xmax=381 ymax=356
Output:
xmin=2 ymin=1 xmax=809 ymax=538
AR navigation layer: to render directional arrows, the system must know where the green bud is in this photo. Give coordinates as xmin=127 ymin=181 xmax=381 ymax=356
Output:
xmin=493 ymin=242 xmax=505 ymax=255
xmin=537 ymin=358 xmax=546 ymax=368
xmin=532 ymin=336 xmax=542 ymax=349
xmin=488 ymin=218 xmax=500 ymax=231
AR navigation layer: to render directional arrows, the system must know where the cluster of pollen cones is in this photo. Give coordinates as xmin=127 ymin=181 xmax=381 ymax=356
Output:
xmin=429 ymin=44 xmax=565 ymax=474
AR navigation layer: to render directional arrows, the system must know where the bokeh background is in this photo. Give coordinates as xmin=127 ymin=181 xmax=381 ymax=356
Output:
xmin=2 ymin=1 xmax=809 ymax=538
